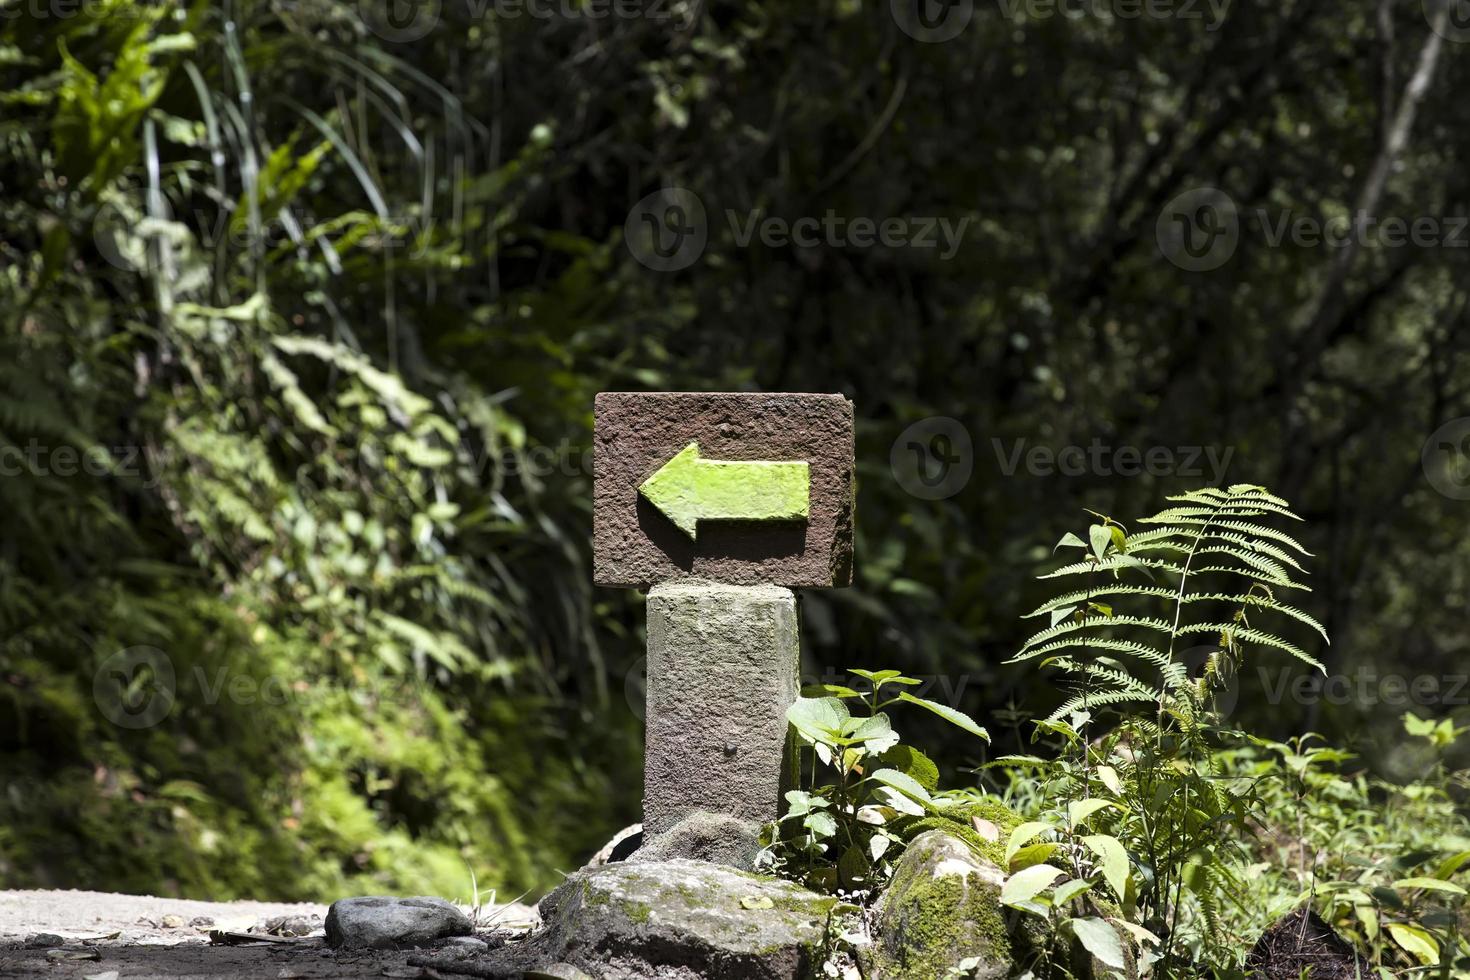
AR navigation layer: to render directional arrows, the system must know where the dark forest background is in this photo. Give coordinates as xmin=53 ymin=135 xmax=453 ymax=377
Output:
xmin=2 ymin=0 xmax=1468 ymax=900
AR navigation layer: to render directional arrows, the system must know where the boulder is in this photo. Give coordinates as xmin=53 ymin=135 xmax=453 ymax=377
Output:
xmin=868 ymin=830 xmax=1011 ymax=980
xmin=629 ymin=810 xmax=762 ymax=869
xmin=324 ymin=896 xmax=473 ymax=950
xmin=583 ymin=823 xmax=644 ymax=870
xmin=507 ymin=858 xmax=841 ymax=979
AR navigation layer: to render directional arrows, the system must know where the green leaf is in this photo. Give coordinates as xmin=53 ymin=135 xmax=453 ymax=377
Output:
xmin=1002 ymin=864 xmax=1065 ymax=906
xmin=1008 ymin=842 xmax=1060 ymax=871
xmin=783 ymin=791 xmax=828 ymax=817
xmin=802 ymin=684 xmax=861 ymax=699
xmin=740 ymin=895 xmax=774 ymax=910
xmin=877 ymin=745 xmax=940 ymax=791
xmin=1054 ymin=532 xmax=1087 ymax=552
xmin=868 ymin=768 xmax=932 ymax=803
xmin=1082 ymin=834 xmax=1130 ymax=901
xmin=1089 ymin=524 xmax=1112 ymax=560
xmin=1096 ymin=765 xmax=1124 ymax=796
xmin=804 ymin=811 xmax=838 ymax=839
xmin=1068 ymin=798 xmax=1118 ymax=829
xmin=838 ymin=845 xmax=870 ymax=887
xmin=1393 ymin=877 xmax=1468 ymax=895
xmin=1432 ymin=850 xmax=1470 ymax=881
xmin=893 ymin=691 xmax=989 ymax=740
xmin=1386 ymin=923 xmax=1439 ymax=966
xmin=1053 ymin=879 xmax=1094 ymax=906
xmin=850 ymin=668 xmax=917 ymax=685
xmin=1006 ymin=822 xmax=1055 ymax=865
xmin=843 ymin=713 xmax=895 ymax=746
xmin=1070 ymin=917 xmax=1126 ymax=970
xmin=787 ymin=697 xmax=849 ymax=743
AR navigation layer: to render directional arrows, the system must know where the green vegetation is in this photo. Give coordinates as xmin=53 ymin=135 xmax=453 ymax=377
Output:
xmin=984 ymin=488 xmax=1470 ymax=976
xmin=759 ymin=668 xmax=992 ymax=891
xmin=0 ymin=3 xmax=639 ymax=899
xmin=2 ymin=1 xmax=1469 ymax=953
xmin=770 ymin=486 xmax=1470 ymax=976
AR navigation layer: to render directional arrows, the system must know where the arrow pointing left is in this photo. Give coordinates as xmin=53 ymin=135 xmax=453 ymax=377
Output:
xmin=639 ymin=442 xmax=810 ymax=540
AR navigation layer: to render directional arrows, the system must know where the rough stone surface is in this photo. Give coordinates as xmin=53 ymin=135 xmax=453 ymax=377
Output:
xmin=869 ymin=831 xmax=1011 ymax=980
xmin=511 ymin=859 xmax=839 ymax=980
xmin=630 ymin=811 xmax=762 ymax=869
xmin=584 ymin=823 xmax=645 ymax=870
xmin=324 ymin=896 xmax=472 ymax=950
xmin=644 ymin=580 xmax=799 ymax=837
xmin=593 ymin=391 xmax=855 ymax=588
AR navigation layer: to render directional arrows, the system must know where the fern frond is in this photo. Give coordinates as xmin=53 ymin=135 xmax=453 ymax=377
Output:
xmin=1024 ymin=584 xmax=1180 ymax=617
xmin=1133 ymin=528 xmax=1308 ymax=574
xmin=1179 ymin=592 xmax=1328 ymax=642
xmin=1020 ymin=615 xmax=1175 ymax=652
xmin=1047 ymin=658 xmax=1158 ymax=699
xmin=1011 ymin=637 xmax=1177 ymax=675
xmin=1193 ymin=566 xmax=1309 ymax=590
xmin=1175 ymin=623 xmax=1326 ymax=673
xmin=1134 ymin=516 xmax=1312 ymax=555
xmin=1048 ymin=688 xmax=1155 ymax=722
xmin=1191 ymin=546 xmax=1304 ymax=586
xmin=1038 ymin=555 xmax=1183 ymax=579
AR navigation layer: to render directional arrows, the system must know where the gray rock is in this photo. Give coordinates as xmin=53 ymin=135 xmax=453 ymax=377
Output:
xmin=324 ymin=896 xmax=473 ymax=950
xmin=584 ymin=823 xmax=644 ymax=869
xmin=527 ymin=967 xmax=598 ymax=980
xmin=869 ymin=830 xmax=1011 ymax=980
xmin=252 ymin=912 xmax=321 ymax=937
xmin=507 ymin=858 xmax=839 ymax=980
xmin=23 ymin=933 xmax=64 ymax=948
xmin=630 ymin=810 xmax=762 ymax=869
xmin=644 ymin=580 xmax=800 ymax=837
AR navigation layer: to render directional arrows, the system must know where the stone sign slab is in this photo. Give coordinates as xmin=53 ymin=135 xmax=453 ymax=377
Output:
xmin=593 ymin=392 xmax=854 ymax=588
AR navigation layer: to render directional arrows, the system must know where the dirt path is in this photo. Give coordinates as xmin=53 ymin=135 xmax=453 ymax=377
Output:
xmin=0 ymin=889 xmax=537 ymax=979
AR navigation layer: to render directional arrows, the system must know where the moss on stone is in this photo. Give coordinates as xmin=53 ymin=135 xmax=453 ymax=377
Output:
xmin=893 ymin=796 xmax=1022 ymax=870
xmin=619 ymin=898 xmax=653 ymax=924
xmin=868 ymin=829 xmax=1013 ymax=980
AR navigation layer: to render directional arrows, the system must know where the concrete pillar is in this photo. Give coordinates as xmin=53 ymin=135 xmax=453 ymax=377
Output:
xmin=643 ymin=580 xmax=800 ymax=837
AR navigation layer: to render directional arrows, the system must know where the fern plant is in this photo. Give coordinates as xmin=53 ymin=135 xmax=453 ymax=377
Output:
xmin=1015 ymin=484 xmax=1327 ymax=727
xmin=996 ymin=485 xmax=1330 ymax=976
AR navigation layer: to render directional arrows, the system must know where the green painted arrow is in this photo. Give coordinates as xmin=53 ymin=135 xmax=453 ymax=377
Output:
xmin=639 ymin=442 xmax=810 ymax=540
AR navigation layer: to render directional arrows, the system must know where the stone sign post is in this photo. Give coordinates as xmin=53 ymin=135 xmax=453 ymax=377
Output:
xmin=593 ymin=392 xmax=855 ymax=838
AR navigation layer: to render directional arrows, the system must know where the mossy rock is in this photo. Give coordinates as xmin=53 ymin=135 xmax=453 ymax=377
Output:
xmin=866 ymin=829 xmax=1012 ymax=980
xmin=504 ymin=858 xmax=840 ymax=979
xmin=890 ymin=796 xmax=1021 ymax=871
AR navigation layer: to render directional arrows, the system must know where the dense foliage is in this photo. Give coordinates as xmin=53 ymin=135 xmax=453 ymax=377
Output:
xmin=2 ymin=0 xmax=1469 ymax=911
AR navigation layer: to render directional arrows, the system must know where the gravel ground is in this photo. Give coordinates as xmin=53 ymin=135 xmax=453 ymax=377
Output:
xmin=0 ymin=889 xmax=538 ymax=979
